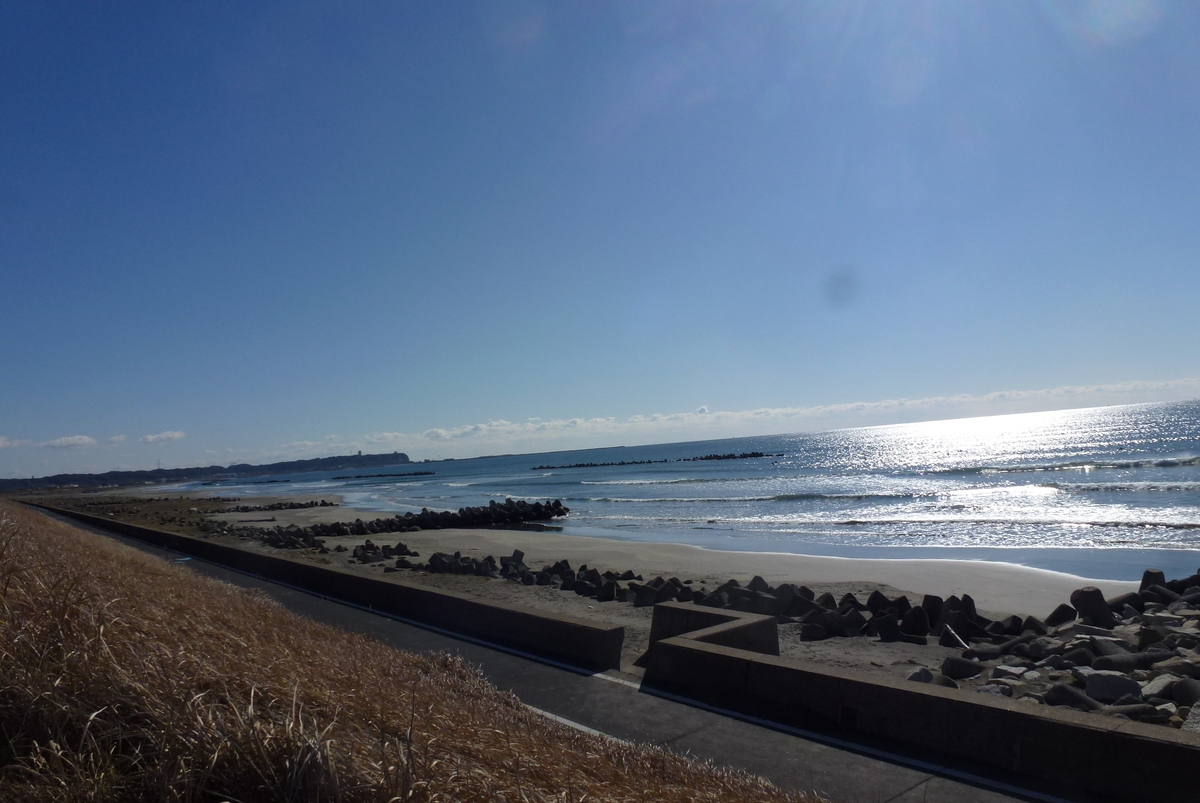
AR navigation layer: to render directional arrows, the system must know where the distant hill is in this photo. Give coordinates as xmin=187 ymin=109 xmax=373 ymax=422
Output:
xmin=0 ymin=451 xmax=410 ymax=493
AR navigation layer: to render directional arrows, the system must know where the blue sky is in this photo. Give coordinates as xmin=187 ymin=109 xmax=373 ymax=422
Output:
xmin=2 ymin=1 xmax=1199 ymax=476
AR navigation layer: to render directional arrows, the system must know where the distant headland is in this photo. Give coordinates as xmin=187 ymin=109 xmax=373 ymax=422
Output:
xmin=0 ymin=451 xmax=410 ymax=493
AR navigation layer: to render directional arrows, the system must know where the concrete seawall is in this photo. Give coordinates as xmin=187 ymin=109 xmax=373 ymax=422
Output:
xmin=645 ymin=602 xmax=1200 ymax=803
xmin=30 ymin=504 xmax=624 ymax=672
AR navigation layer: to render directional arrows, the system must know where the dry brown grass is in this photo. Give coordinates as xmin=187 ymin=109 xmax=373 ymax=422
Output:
xmin=0 ymin=501 xmax=824 ymax=803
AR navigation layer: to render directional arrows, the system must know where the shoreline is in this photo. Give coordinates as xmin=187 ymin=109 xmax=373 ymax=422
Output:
xmin=175 ymin=485 xmax=1200 ymax=582
xmin=145 ymin=480 xmax=1195 ymax=578
xmin=184 ymin=491 xmax=1143 ymax=616
xmin=31 ymin=489 xmax=1172 ymax=688
xmin=349 ymin=525 xmax=1140 ymax=617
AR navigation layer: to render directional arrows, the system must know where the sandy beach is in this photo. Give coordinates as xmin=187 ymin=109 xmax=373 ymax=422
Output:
xmin=46 ymin=486 xmax=1160 ymax=683
xmin=206 ymin=493 xmax=1138 ymax=616
xmin=157 ymin=490 xmax=1152 ymax=683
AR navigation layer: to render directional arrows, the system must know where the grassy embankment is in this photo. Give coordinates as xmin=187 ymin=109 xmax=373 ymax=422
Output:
xmin=0 ymin=501 xmax=823 ymax=802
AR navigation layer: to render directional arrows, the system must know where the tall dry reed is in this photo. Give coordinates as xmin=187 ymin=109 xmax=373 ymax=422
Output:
xmin=0 ymin=501 xmax=823 ymax=802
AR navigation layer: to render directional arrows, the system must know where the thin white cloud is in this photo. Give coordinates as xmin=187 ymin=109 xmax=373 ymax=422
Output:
xmin=41 ymin=435 xmax=98 ymax=449
xmin=140 ymin=431 xmax=186 ymax=444
xmin=0 ymin=436 xmax=31 ymax=449
xmin=108 ymin=435 xmax=126 ymax=444
xmin=358 ymin=377 xmax=1200 ymax=458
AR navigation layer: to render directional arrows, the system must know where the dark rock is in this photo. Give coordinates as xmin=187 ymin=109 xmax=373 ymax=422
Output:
xmin=1020 ymin=616 xmax=1048 ymax=636
xmin=1148 ymin=584 xmax=1181 ymax=603
xmin=942 ymin=656 xmax=985 ymax=680
xmin=938 ymin=626 xmax=969 ymax=650
xmin=1024 ymin=636 xmax=1066 ymax=661
xmin=789 ymin=595 xmax=821 ymax=616
xmin=930 ymin=675 xmax=959 ymax=689
xmin=1138 ymin=628 xmax=1165 ymax=652
xmin=838 ymin=593 xmax=867 ymax=611
xmin=1140 ymin=674 xmax=1177 ymax=699
xmin=796 ymin=585 xmax=815 ymax=601
xmin=1139 ymin=589 xmax=1163 ymax=606
xmin=1092 ymin=652 xmax=1176 ymax=673
xmin=966 ymin=633 xmax=1035 ymax=660
xmin=634 ymin=584 xmax=660 ymax=607
xmin=900 ymin=605 xmax=931 ymax=637
xmin=815 ymin=592 xmax=837 ymax=610
xmin=960 ymin=594 xmax=981 ymax=623
xmin=752 ymin=592 xmax=778 ymax=615
xmin=654 ymin=583 xmax=679 ymax=603
xmin=1106 ymin=592 xmax=1144 ymax=614
xmin=1172 ymin=678 xmax=1200 ymax=707
xmin=799 ymin=623 xmax=826 ymax=641
xmin=1139 ymin=568 xmax=1167 ymax=593
xmin=977 ymin=684 xmax=1011 ymax=697
xmin=1045 ymin=683 xmax=1105 ymax=712
xmin=1062 ymin=647 xmax=1096 ymax=667
xmin=907 ymin=667 xmax=934 ymax=683
xmin=1085 ymin=671 xmax=1141 ymax=703
xmin=942 ymin=609 xmax=988 ymax=640
xmin=1070 ymin=587 xmax=1117 ymax=629
xmin=875 ymin=612 xmax=927 ymax=645
xmin=844 ymin=608 xmax=868 ymax=633
xmin=1105 ymin=703 xmax=1158 ymax=721
xmin=1045 ymin=603 xmax=1077 ymax=628
xmin=595 ymin=580 xmax=617 ymax=602
xmin=867 ymin=589 xmax=891 ymax=614
xmin=818 ymin=610 xmax=854 ymax=638
xmin=1091 ymin=639 xmax=1132 ymax=658
xmin=921 ymin=594 xmax=944 ymax=628
xmin=773 ymin=583 xmax=797 ymax=615
xmin=747 ymin=575 xmax=770 ymax=593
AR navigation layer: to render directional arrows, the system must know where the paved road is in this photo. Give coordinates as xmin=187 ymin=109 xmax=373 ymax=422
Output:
xmin=45 ymin=511 xmax=1100 ymax=803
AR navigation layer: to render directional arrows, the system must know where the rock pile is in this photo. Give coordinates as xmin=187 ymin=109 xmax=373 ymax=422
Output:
xmin=210 ymin=500 xmax=339 ymax=514
xmin=366 ymin=548 xmax=1200 ymax=729
xmin=230 ymin=498 xmax=569 ymax=545
xmin=255 ymin=515 xmax=1200 ymax=731
xmin=905 ymin=568 xmax=1200 ymax=729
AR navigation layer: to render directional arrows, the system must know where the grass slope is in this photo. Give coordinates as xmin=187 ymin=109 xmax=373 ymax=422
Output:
xmin=0 ymin=501 xmax=822 ymax=802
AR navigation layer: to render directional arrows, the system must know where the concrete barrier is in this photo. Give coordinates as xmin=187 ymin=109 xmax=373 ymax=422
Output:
xmin=648 ymin=602 xmax=779 ymax=655
xmin=29 ymin=504 xmax=624 ymax=671
xmin=645 ymin=602 xmax=1200 ymax=803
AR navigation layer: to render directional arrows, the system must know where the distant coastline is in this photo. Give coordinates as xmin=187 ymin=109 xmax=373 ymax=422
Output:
xmin=0 ymin=451 xmax=410 ymax=493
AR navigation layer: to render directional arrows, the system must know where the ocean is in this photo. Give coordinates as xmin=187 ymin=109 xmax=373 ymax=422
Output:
xmin=176 ymin=400 xmax=1200 ymax=581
